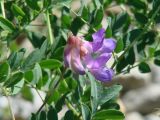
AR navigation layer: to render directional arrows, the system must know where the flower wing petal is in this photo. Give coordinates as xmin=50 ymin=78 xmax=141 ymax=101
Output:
xmin=92 ymin=28 xmax=105 ymax=52
xmin=98 ymin=38 xmax=116 ymax=53
xmin=84 ymin=53 xmax=111 ymax=69
xmin=90 ymin=68 xmax=114 ymax=82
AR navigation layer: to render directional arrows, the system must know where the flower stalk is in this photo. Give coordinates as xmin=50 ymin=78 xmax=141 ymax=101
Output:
xmin=46 ymin=10 xmax=54 ymax=45
xmin=1 ymin=0 xmax=6 ymax=18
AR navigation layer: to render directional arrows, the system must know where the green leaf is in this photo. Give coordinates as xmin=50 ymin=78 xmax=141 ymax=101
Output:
xmin=81 ymin=86 xmax=91 ymax=102
xmin=39 ymin=59 xmax=62 ymax=69
xmin=71 ymin=17 xmax=84 ymax=35
xmin=93 ymin=0 xmax=102 ymax=8
xmin=81 ymin=6 xmax=89 ymax=21
xmin=125 ymin=47 xmax=135 ymax=65
xmin=127 ymin=0 xmax=146 ymax=10
xmin=24 ymin=63 xmax=42 ymax=84
xmin=93 ymin=7 xmax=103 ymax=26
xmin=18 ymin=43 xmax=44 ymax=71
xmin=39 ymin=111 xmax=46 ymax=120
xmin=123 ymin=29 xmax=142 ymax=48
xmin=65 ymin=77 xmax=77 ymax=90
xmin=11 ymin=4 xmax=25 ymax=17
xmin=32 ymin=63 xmax=42 ymax=84
xmin=153 ymin=0 xmax=160 ymax=12
xmin=53 ymin=46 xmax=64 ymax=61
xmin=105 ymin=27 xmax=112 ymax=38
xmin=88 ymin=73 xmax=122 ymax=112
xmin=53 ymin=0 xmax=72 ymax=6
xmin=154 ymin=50 xmax=160 ymax=58
xmin=58 ymin=80 xmax=69 ymax=94
xmin=22 ymin=49 xmax=43 ymax=71
xmin=24 ymin=70 xmax=33 ymax=83
xmin=55 ymin=94 xmax=67 ymax=112
xmin=112 ymin=12 xmax=128 ymax=32
xmin=116 ymin=56 xmax=129 ymax=73
xmin=0 ymin=62 xmax=10 ymax=83
xmin=12 ymin=78 xmax=24 ymax=95
xmin=30 ymin=113 xmax=37 ymax=120
xmin=99 ymin=85 xmax=122 ymax=106
xmin=8 ymin=49 xmax=25 ymax=70
xmin=61 ymin=7 xmax=71 ymax=29
xmin=134 ymin=12 xmax=148 ymax=24
xmin=21 ymin=86 xmax=33 ymax=102
xmin=40 ymin=40 xmax=48 ymax=57
xmin=101 ymin=102 xmax=120 ymax=110
xmin=148 ymin=47 xmax=155 ymax=58
xmin=88 ymin=73 xmax=99 ymax=113
xmin=81 ymin=104 xmax=91 ymax=120
xmin=47 ymin=106 xmax=58 ymax=120
xmin=4 ymin=72 xmax=23 ymax=87
xmin=115 ymin=38 xmax=124 ymax=53
xmin=0 ymin=16 xmax=16 ymax=32
xmin=92 ymin=109 xmax=125 ymax=120
xmin=25 ymin=0 xmax=40 ymax=10
xmin=139 ymin=62 xmax=151 ymax=73
xmin=43 ymin=0 xmax=51 ymax=7
xmin=27 ymin=32 xmax=46 ymax=48
xmin=61 ymin=15 xmax=71 ymax=28
xmin=47 ymin=90 xmax=60 ymax=104
xmin=154 ymin=59 xmax=160 ymax=66
xmin=64 ymin=110 xmax=74 ymax=120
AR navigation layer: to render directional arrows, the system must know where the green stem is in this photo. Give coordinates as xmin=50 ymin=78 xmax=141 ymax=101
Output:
xmin=0 ymin=86 xmax=15 ymax=120
xmin=36 ymin=68 xmax=66 ymax=114
xmin=111 ymin=5 xmax=160 ymax=69
xmin=25 ymin=80 xmax=45 ymax=103
xmin=65 ymin=99 xmax=80 ymax=116
xmin=35 ymin=89 xmax=45 ymax=103
xmin=7 ymin=96 xmax=15 ymax=120
xmin=116 ymin=64 xmax=139 ymax=75
xmin=46 ymin=10 xmax=54 ymax=45
xmin=1 ymin=0 xmax=6 ymax=18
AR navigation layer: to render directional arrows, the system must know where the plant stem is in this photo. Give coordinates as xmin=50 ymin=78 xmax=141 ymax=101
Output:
xmin=35 ymin=89 xmax=44 ymax=102
xmin=116 ymin=64 xmax=139 ymax=75
xmin=25 ymin=80 xmax=45 ymax=103
xmin=0 ymin=86 xmax=15 ymax=120
xmin=1 ymin=0 xmax=6 ymax=18
xmin=7 ymin=96 xmax=15 ymax=120
xmin=46 ymin=10 xmax=54 ymax=45
xmin=36 ymin=68 xmax=66 ymax=114
xmin=65 ymin=99 xmax=80 ymax=116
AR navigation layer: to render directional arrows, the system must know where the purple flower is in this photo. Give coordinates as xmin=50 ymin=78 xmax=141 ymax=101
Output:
xmin=64 ymin=28 xmax=116 ymax=82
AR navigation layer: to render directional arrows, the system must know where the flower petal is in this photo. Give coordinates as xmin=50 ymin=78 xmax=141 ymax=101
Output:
xmin=92 ymin=28 xmax=105 ymax=52
xmin=83 ymin=40 xmax=93 ymax=53
xmin=70 ymin=48 xmax=85 ymax=75
xmin=84 ymin=53 xmax=111 ymax=69
xmin=90 ymin=68 xmax=114 ymax=82
xmin=98 ymin=38 xmax=116 ymax=53
xmin=64 ymin=45 xmax=71 ymax=67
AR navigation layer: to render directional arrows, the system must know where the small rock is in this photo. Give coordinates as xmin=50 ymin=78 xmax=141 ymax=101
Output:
xmin=145 ymin=114 xmax=160 ymax=120
xmin=125 ymin=112 xmax=144 ymax=120
xmin=122 ymin=84 xmax=160 ymax=114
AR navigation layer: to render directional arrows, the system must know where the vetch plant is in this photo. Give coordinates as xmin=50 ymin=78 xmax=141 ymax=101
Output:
xmin=0 ymin=0 xmax=160 ymax=120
